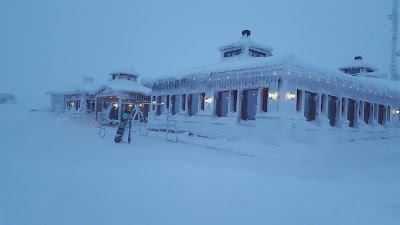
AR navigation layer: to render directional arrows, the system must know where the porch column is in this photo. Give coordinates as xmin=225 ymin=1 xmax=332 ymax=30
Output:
xmin=354 ymin=100 xmax=359 ymax=127
xmin=315 ymin=93 xmax=322 ymax=120
xmin=227 ymin=91 xmax=232 ymax=114
xmin=94 ymin=97 xmax=98 ymax=120
xmin=236 ymin=90 xmax=243 ymax=123
xmin=359 ymin=101 xmax=364 ymax=123
xmin=185 ymin=94 xmax=189 ymax=116
xmin=118 ymin=94 xmax=122 ymax=122
xmin=256 ymin=88 xmax=262 ymax=115
xmin=336 ymin=98 xmax=342 ymax=127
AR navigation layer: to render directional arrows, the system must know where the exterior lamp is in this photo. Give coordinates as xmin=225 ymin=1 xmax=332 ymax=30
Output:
xmin=113 ymin=103 xmax=118 ymax=108
xmin=393 ymin=110 xmax=400 ymax=115
xmin=286 ymin=93 xmax=296 ymax=100
xmin=205 ymin=97 xmax=212 ymax=104
xmin=268 ymin=92 xmax=279 ymax=100
xmin=152 ymin=101 xmax=156 ymax=104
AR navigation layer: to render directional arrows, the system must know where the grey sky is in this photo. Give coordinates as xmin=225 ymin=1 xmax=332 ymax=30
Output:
xmin=0 ymin=0 xmax=393 ymax=107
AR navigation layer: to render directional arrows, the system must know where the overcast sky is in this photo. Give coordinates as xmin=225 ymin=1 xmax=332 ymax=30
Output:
xmin=0 ymin=0 xmax=394 ymax=107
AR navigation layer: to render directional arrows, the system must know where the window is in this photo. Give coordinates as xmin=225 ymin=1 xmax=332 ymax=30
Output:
xmin=181 ymin=94 xmax=186 ymax=111
xmin=241 ymin=89 xmax=258 ymax=120
xmin=342 ymin=98 xmax=346 ymax=115
xmin=152 ymin=96 xmax=156 ymax=111
xmin=261 ymin=88 xmax=268 ymax=112
xmin=216 ymin=91 xmax=229 ymax=117
xmin=189 ymin=94 xmax=199 ymax=116
xmin=296 ymin=90 xmax=303 ymax=112
xmin=200 ymin=93 xmax=205 ymax=111
xmin=328 ymin=96 xmax=338 ymax=127
xmin=166 ymin=95 xmax=170 ymax=110
xmin=171 ymin=95 xmax=180 ymax=115
xmin=156 ymin=96 xmax=163 ymax=116
xmin=321 ymin=94 xmax=326 ymax=112
xmin=378 ymin=104 xmax=385 ymax=125
xmin=249 ymin=49 xmax=267 ymax=57
xmin=344 ymin=68 xmax=361 ymax=75
xmin=364 ymin=102 xmax=371 ymax=124
xmin=224 ymin=49 xmax=242 ymax=58
xmin=347 ymin=99 xmax=356 ymax=127
xmin=304 ymin=91 xmax=317 ymax=121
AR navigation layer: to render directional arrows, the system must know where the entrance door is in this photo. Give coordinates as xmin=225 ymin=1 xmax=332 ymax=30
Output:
xmin=241 ymin=89 xmax=258 ymax=120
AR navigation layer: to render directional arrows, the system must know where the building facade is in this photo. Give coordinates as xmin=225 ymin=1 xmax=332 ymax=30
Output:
xmin=144 ymin=30 xmax=400 ymax=137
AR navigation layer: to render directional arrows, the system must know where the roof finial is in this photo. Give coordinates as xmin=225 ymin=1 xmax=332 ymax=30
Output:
xmin=242 ymin=30 xmax=251 ymax=38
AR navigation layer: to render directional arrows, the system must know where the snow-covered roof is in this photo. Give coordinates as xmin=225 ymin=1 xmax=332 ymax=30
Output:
xmin=94 ymin=79 xmax=151 ymax=95
xmin=46 ymin=80 xmax=99 ymax=95
xmin=218 ymin=36 xmax=273 ymax=53
xmin=338 ymin=57 xmax=378 ymax=71
xmin=110 ymin=68 xmax=141 ymax=76
xmin=357 ymin=71 xmax=389 ymax=79
xmin=143 ymin=54 xmax=400 ymax=95
xmin=143 ymin=55 xmax=297 ymax=83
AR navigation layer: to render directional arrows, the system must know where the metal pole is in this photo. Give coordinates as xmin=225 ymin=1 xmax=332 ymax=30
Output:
xmin=390 ymin=0 xmax=399 ymax=80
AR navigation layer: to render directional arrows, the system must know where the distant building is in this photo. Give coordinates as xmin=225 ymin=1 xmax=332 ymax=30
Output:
xmin=46 ymin=77 xmax=98 ymax=114
xmin=0 ymin=93 xmax=16 ymax=104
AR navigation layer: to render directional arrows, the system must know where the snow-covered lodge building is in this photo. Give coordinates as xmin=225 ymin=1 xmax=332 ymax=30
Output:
xmin=47 ymin=71 xmax=151 ymax=122
xmin=144 ymin=30 xmax=400 ymax=136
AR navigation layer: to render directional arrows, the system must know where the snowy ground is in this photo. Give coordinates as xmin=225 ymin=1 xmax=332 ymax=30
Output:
xmin=1 ymin=105 xmax=400 ymax=225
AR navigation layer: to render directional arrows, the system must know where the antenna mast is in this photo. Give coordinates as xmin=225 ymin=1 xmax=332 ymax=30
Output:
xmin=390 ymin=0 xmax=399 ymax=80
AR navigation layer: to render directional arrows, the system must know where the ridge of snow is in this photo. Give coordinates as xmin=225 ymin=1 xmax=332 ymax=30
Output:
xmin=338 ymin=58 xmax=378 ymax=71
xmin=46 ymin=80 xmax=99 ymax=95
xmin=93 ymin=79 xmax=151 ymax=95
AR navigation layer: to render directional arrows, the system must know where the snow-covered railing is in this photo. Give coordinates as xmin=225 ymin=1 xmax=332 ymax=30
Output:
xmin=68 ymin=113 xmax=92 ymax=121
xmin=40 ymin=107 xmax=50 ymax=112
